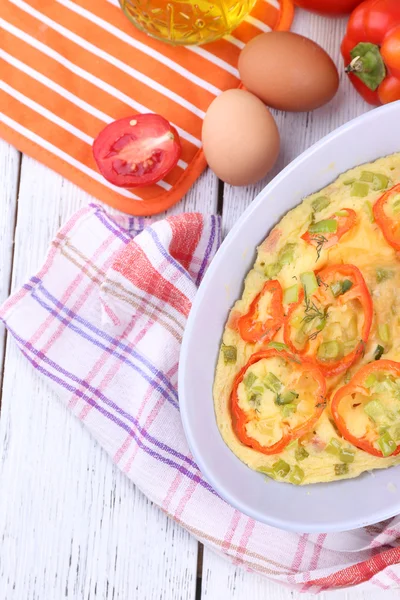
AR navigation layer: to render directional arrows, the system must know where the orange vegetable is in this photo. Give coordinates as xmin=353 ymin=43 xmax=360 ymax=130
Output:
xmin=284 ymin=265 xmax=373 ymax=377
xmin=331 ymin=360 xmax=400 ymax=457
xmin=231 ymin=349 xmax=326 ymax=455
xmin=301 ymin=208 xmax=356 ymax=250
xmin=238 ymin=280 xmax=284 ymax=344
xmin=373 ymin=184 xmax=400 ymax=251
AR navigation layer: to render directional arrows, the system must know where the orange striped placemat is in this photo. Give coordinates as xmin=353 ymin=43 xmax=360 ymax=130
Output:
xmin=0 ymin=0 xmax=293 ymax=215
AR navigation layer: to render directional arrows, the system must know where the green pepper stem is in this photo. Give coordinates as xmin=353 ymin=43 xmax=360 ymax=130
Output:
xmin=345 ymin=55 xmax=363 ymax=73
xmin=347 ymin=42 xmax=386 ymax=92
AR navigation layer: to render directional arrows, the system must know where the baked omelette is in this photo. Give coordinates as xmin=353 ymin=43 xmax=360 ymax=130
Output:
xmin=213 ymin=152 xmax=400 ymax=485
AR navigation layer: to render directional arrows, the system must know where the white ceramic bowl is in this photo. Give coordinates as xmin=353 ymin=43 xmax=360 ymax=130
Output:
xmin=179 ymin=101 xmax=400 ymax=533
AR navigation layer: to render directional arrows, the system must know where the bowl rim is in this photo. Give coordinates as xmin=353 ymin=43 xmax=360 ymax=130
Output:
xmin=179 ymin=100 xmax=400 ymax=533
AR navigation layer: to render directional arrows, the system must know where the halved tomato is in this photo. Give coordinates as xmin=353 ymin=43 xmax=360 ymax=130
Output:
xmin=93 ymin=114 xmax=181 ymax=188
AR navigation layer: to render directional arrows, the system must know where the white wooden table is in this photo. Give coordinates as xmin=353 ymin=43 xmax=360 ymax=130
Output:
xmin=0 ymin=9 xmax=399 ymax=599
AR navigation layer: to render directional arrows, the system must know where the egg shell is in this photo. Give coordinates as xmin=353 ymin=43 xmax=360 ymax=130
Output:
xmin=238 ymin=32 xmax=339 ymax=112
xmin=202 ymin=89 xmax=280 ymax=186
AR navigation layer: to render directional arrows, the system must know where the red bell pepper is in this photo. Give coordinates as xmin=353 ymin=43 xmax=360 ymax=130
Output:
xmin=231 ymin=349 xmax=326 ymax=455
xmin=331 ymin=360 xmax=400 ymax=457
xmin=341 ymin=0 xmax=400 ymax=105
xmin=284 ymin=265 xmax=373 ymax=377
xmin=238 ymin=280 xmax=284 ymax=344
xmin=373 ymin=184 xmax=400 ymax=251
xmin=301 ymin=208 xmax=356 ymax=251
xmin=294 ymin=0 xmax=364 ymax=15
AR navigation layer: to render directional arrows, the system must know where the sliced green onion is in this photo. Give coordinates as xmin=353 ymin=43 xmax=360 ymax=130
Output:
xmin=265 ymin=263 xmax=281 ymax=279
xmin=311 ymin=196 xmax=330 ymax=213
xmin=364 ymin=399 xmax=385 ymax=422
xmin=377 ymin=431 xmax=397 ymax=457
xmin=264 ymin=372 xmax=282 ymax=394
xmin=300 ymin=271 xmax=318 ymax=298
xmin=359 ymin=170 xmax=389 ymax=190
xmin=351 ymin=182 xmax=369 ymax=197
xmin=378 ymin=323 xmax=391 ymax=344
xmin=276 ymin=390 xmax=299 ymax=406
xmin=268 ymin=341 xmax=289 ymax=352
xmin=283 ymin=284 xmax=299 ymax=305
xmin=282 ymin=403 xmax=297 ymax=417
xmin=325 ymin=438 xmax=341 ymax=456
xmin=374 ymin=378 xmax=396 ymax=394
xmin=330 ymin=279 xmax=353 ymax=297
xmin=258 ymin=466 xmax=276 ymax=479
xmin=295 ymin=446 xmax=309 ymax=462
xmin=305 ymin=316 xmax=324 ymax=336
xmin=278 ymin=243 xmax=296 ymax=266
xmin=244 ymin=372 xmax=256 ymax=389
xmin=308 ymin=219 xmax=338 ymax=234
xmin=289 ymin=465 xmax=304 ymax=485
xmin=272 ymin=459 xmax=290 ymax=478
xmin=365 ymin=373 xmax=377 ymax=388
xmin=251 ymin=385 xmax=264 ymax=394
xmin=317 ymin=340 xmax=344 ymax=361
xmin=339 ymin=447 xmax=355 ymax=464
xmin=343 ymin=178 xmax=355 ymax=185
xmin=222 ymin=344 xmax=237 ymax=364
xmin=372 ymin=173 xmax=390 ymax=191
xmin=301 ymin=318 xmax=315 ymax=336
xmin=334 ymin=463 xmax=349 ymax=476
xmin=316 ymin=317 xmax=327 ymax=332
xmin=330 ymin=281 xmax=342 ymax=297
xmin=360 ymin=171 xmax=374 ymax=182
xmin=341 ymin=279 xmax=354 ymax=294
xmin=376 ymin=268 xmax=393 ymax=283
xmin=363 ymin=200 xmax=375 ymax=223
xmin=248 ymin=393 xmax=261 ymax=408
xmin=374 ymin=345 xmax=385 ymax=361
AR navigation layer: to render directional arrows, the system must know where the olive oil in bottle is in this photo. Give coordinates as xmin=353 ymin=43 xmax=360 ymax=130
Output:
xmin=119 ymin=0 xmax=256 ymax=45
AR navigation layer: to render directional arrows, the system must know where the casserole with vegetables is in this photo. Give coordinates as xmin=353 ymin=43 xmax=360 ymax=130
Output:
xmin=213 ymin=152 xmax=400 ymax=484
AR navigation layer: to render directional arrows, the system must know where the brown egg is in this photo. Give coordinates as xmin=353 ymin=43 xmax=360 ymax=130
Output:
xmin=238 ymin=32 xmax=339 ymax=112
xmin=202 ymin=89 xmax=280 ymax=186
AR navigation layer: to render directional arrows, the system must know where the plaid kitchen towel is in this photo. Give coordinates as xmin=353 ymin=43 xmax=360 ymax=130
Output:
xmin=1 ymin=203 xmax=400 ymax=592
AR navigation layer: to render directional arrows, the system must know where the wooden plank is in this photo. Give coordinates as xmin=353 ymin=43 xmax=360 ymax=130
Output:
xmin=202 ymin=9 xmax=383 ymax=600
xmin=0 ymin=153 xmax=218 ymax=599
xmin=0 ymin=139 xmax=20 ymax=375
